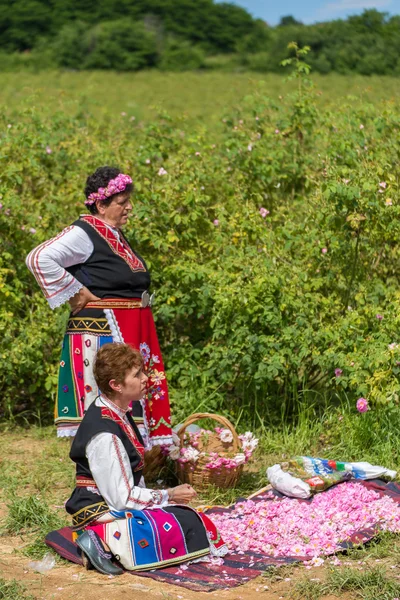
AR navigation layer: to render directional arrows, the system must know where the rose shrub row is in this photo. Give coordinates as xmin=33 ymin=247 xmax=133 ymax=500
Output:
xmin=1 ymin=77 xmax=400 ymax=424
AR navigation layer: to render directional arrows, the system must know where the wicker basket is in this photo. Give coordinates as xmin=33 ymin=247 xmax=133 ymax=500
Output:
xmin=176 ymin=412 xmax=244 ymax=491
xmin=143 ymin=445 xmax=166 ymax=481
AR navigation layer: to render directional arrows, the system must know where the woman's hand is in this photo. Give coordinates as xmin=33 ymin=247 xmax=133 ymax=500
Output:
xmin=167 ymin=484 xmax=197 ymax=505
xmin=69 ymin=287 xmax=100 ymax=315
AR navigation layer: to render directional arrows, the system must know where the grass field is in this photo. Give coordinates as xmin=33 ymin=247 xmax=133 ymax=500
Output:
xmin=2 ymin=71 xmax=400 ymax=123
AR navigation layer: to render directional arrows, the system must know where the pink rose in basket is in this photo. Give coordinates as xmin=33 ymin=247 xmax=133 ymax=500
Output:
xmin=219 ymin=429 xmax=234 ymax=443
xmin=233 ymin=453 xmax=246 ymax=465
xmin=168 ymin=445 xmax=180 ymax=460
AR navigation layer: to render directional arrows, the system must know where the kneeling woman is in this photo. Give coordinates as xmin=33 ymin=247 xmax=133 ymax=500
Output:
xmin=66 ymin=343 xmax=227 ymax=575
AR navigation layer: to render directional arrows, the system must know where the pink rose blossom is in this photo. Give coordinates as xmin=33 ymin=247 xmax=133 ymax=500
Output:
xmin=213 ymin=219 xmax=219 ymax=226
xmin=171 ymin=427 xmax=257 ymax=470
xmin=379 ymin=181 xmax=387 ymax=189
xmin=46 ymin=146 xmax=52 ymax=154
xmin=219 ymin=429 xmax=233 ymax=443
xmin=158 ymin=167 xmax=167 ymax=176
xmin=29 ymin=228 xmax=36 ymax=234
xmin=275 ymin=129 xmax=280 ymax=134
xmin=259 ymin=207 xmax=270 ymax=218
xmin=211 ymin=482 xmax=400 ymax=558
xmin=356 ymin=398 xmax=369 ymax=413
xmin=376 ymin=314 xmax=383 ymax=320
xmin=334 ymin=368 xmax=343 ymax=378
xmin=321 ymin=247 xmax=328 ymax=254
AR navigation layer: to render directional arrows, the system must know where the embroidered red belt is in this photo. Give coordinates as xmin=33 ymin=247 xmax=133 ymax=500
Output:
xmin=76 ymin=476 xmax=97 ymax=488
xmin=86 ymin=299 xmax=143 ymax=309
xmin=86 ymin=291 xmax=155 ymax=309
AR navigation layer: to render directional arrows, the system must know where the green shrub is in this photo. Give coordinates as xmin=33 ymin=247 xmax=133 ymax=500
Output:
xmin=52 ymin=19 xmax=159 ymax=71
xmin=1 ymin=54 xmax=400 ymax=425
xmin=0 ymin=49 xmax=56 ymax=72
xmin=159 ymin=39 xmax=205 ymax=71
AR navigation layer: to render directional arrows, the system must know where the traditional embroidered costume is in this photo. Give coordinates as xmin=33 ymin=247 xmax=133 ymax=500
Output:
xmin=66 ymin=396 xmax=227 ymax=571
xmin=26 ymin=215 xmax=172 ymax=447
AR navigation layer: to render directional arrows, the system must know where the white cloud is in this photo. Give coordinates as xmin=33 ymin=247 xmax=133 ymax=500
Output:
xmin=317 ymin=0 xmax=393 ymax=19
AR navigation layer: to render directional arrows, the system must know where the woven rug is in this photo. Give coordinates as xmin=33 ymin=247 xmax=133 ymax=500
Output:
xmin=45 ymin=479 xmax=400 ymax=592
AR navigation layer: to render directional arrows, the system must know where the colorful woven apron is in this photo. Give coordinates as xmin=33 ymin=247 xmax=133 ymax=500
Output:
xmin=56 ymin=299 xmax=172 ymax=447
xmin=85 ymin=507 xmax=227 ymax=571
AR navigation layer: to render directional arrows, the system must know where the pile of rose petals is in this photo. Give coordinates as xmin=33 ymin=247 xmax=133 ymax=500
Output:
xmin=210 ymin=482 xmax=400 ymax=558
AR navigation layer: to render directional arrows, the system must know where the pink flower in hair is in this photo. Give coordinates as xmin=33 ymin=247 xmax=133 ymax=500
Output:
xmin=85 ymin=173 xmax=132 ymax=206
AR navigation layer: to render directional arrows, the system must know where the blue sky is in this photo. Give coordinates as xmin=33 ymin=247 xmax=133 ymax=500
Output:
xmin=215 ymin=0 xmax=399 ymax=25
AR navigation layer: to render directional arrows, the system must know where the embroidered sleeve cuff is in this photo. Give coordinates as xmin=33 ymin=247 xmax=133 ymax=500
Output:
xmin=47 ymin=278 xmax=83 ymax=310
xmin=151 ymin=489 xmax=169 ymax=507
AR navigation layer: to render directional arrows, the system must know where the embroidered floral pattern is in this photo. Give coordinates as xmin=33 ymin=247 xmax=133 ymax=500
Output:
xmin=150 ymin=369 xmax=166 ymax=386
xmin=81 ymin=215 xmax=146 ymax=274
xmin=139 ymin=342 xmax=151 ymax=363
xmin=101 ymin=406 xmax=145 ymax=470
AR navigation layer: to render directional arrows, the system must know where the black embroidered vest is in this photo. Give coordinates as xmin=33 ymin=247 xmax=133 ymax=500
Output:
xmin=66 ymin=216 xmax=151 ymax=299
xmin=65 ymin=400 xmax=145 ymax=529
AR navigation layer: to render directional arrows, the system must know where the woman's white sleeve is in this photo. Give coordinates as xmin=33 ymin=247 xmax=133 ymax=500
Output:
xmin=86 ymin=432 xmax=169 ymax=511
xmin=25 ymin=225 xmax=93 ymax=309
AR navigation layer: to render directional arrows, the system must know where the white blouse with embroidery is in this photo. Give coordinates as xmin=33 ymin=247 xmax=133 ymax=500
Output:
xmin=86 ymin=397 xmax=169 ymax=512
xmin=25 ymin=221 xmax=123 ymax=310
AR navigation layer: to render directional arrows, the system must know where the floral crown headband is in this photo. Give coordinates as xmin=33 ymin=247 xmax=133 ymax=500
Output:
xmin=84 ymin=173 xmax=132 ymax=206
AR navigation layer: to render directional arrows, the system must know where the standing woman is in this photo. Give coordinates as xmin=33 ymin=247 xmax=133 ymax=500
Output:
xmin=26 ymin=166 xmax=172 ymax=448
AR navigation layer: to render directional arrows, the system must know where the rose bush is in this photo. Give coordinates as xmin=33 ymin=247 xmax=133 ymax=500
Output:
xmin=1 ymin=67 xmax=400 ymax=425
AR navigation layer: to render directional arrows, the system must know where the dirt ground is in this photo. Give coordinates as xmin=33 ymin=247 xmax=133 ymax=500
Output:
xmin=0 ymin=546 xmax=348 ymax=600
xmin=0 ymin=431 xmax=375 ymax=600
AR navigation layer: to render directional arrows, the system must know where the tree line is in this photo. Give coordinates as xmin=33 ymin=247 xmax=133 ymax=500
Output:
xmin=0 ymin=1 xmax=399 ymax=74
